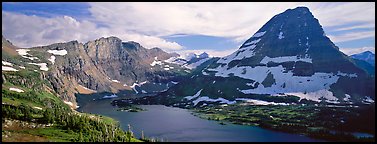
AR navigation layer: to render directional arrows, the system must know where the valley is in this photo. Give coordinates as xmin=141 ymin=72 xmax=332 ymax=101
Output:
xmin=2 ymin=4 xmax=375 ymax=142
xmin=77 ymin=98 xmax=322 ymax=142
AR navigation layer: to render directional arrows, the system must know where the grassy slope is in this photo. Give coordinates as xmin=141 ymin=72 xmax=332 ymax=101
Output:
xmin=2 ymin=58 xmax=143 ymax=142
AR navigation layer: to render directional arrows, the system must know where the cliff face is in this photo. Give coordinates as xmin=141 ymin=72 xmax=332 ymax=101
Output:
xmin=2 ymin=36 xmax=187 ymax=108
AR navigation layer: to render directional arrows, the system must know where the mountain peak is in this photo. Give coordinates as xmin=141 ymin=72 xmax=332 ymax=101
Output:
xmin=364 ymin=51 xmax=374 ymax=55
xmin=288 ymin=6 xmax=310 ymax=12
xmin=198 ymin=52 xmax=209 ymax=59
xmin=351 ymin=51 xmax=375 ymax=66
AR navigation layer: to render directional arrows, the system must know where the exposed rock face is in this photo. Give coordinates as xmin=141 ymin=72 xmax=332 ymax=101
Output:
xmin=2 ymin=36 xmax=185 ymax=108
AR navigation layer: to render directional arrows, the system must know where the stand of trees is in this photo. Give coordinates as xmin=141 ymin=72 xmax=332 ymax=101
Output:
xmin=2 ymin=103 xmax=140 ymax=142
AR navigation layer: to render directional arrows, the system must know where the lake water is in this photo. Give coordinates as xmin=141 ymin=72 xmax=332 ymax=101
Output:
xmin=77 ymin=99 xmax=322 ymax=142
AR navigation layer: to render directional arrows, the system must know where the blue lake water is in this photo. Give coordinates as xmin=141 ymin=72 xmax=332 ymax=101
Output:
xmin=77 ymin=99 xmax=322 ymax=142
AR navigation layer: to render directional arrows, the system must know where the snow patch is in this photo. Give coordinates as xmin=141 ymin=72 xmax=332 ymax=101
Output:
xmin=244 ymin=39 xmax=261 ymax=46
xmin=9 ymin=87 xmax=24 ymax=93
xmin=64 ymin=101 xmax=74 ymax=106
xmin=343 ymin=94 xmax=351 ymax=101
xmin=185 ymin=57 xmax=211 ymax=69
xmin=2 ymin=66 xmax=18 ymax=71
xmin=362 ymin=96 xmax=375 ymax=104
xmin=171 ymin=81 xmax=179 ymax=84
xmin=184 ymin=89 xmax=203 ymax=100
xmin=48 ymin=55 xmax=56 ymax=64
xmin=47 ymin=49 xmax=68 ymax=56
xmin=33 ymin=107 xmax=43 ymax=110
xmin=150 ymin=58 xmax=163 ymax=66
xmin=260 ymin=56 xmax=312 ymax=64
xmin=209 ymin=63 xmax=341 ymax=103
xmin=111 ymin=80 xmax=120 ymax=83
xmin=103 ymin=94 xmax=118 ymax=99
xmin=236 ymin=98 xmax=290 ymax=105
xmin=246 ymin=81 xmax=257 ymax=87
xmin=285 ymin=89 xmax=338 ymax=103
xmin=28 ymin=63 xmax=48 ymax=71
xmin=19 ymin=66 xmax=26 ymax=69
xmin=130 ymin=81 xmax=148 ymax=94
xmin=217 ymin=48 xmax=257 ymax=64
xmin=16 ymin=49 xmax=30 ymax=56
xmin=337 ymin=71 xmax=357 ymax=78
xmin=2 ymin=61 xmax=13 ymax=66
xmin=192 ymin=96 xmax=236 ymax=106
xmin=252 ymin=31 xmax=266 ymax=38
xmin=278 ymin=32 xmax=285 ymax=39
xmin=16 ymin=49 xmax=39 ymax=60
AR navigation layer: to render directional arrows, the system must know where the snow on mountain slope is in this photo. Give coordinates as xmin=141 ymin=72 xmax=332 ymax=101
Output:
xmin=150 ymin=6 xmax=375 ymax=107
xmin=163 ymin=52 xmax=211 ymax=69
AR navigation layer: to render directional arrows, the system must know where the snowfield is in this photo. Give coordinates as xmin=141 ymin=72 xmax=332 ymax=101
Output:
xmin=9 ymin=87 xmax=24 ymax=93
xmin=260 ymin=56 xmax=312 ymax=64
xmin=130 ymin=81 xmax=148 ymax=94
xmin=363 ymin=96 xmax=375 ymax=104
xmin=184 ymin=89 xmax=203 ymax=100
xmin=47 ymin=49 xmax=68 ymax=56
xmin=185 ymin=57 xmax=211 ymax=69
xmin=2 ymin=66 xmax=18 ymax=71
xmin=235 ymin=98 xmax=290 ymax=105
xmin=28 ymin=63 xmax=48 ymax=71
xmin=192 ymin=96 xmax=236 ymax=106
xmin=206 ymin=59 xmax=361 ymax=103
xmin=150 ymin=57 xmax=163 ymax=66
xmin=252 ymin=31 xmax=266 ymax=38
xmin=278 ymin=32 xmax=285 ymax=39
xmin=16 ymin=49 xmax=30 ymax=56
xmin=16 ymin=49 xmax=39 ymax=60
xmin=2 ymin=61 xmax=13 ymax=66
xmin=48 ymin=55 xmax=56 ymax=64
xmin=103 ymin=94 xmax=118 ymax=99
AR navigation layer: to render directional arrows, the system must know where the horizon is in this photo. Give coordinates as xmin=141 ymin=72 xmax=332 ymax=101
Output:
xmin=2 ymin=2 xmax=375 ymax=56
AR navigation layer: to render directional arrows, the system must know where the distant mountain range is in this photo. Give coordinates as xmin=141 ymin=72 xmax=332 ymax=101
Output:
xmin=349 ymin=51 xmax=375 ymax=77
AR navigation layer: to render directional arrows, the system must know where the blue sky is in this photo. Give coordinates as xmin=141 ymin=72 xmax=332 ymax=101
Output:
xmin=2 ymin=2 xmax=375 ymax=56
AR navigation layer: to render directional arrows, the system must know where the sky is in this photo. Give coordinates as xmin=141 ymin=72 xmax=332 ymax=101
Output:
xmin=2 ymin=2 xmax=375 ymax=57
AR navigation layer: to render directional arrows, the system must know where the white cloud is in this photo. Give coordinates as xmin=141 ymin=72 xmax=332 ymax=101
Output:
xmin=331 ymin=23 xmax=375 ymax=32
xmin=328 ymin=31 xmax=375 ymax=43
xmin=2 ymin=11 xmax=182 ymax=50
xmin=339 ymin=47 xmax=375 ymax=56
xmin=2 ymin=2 xmax=374 ymax=52
xmin=88 ymin=2 xmax=301 ymax=42
xmin=309 ymin=2 xmax=375 ymax=27
xmin=88 ymin=2 xmax=375 ymax=43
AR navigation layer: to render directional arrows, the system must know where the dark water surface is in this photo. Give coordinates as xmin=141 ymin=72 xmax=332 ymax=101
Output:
xmin=77 ymin=98 xmax=321 ymax=142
